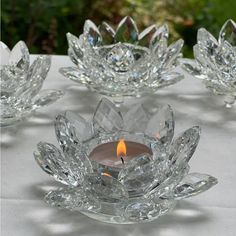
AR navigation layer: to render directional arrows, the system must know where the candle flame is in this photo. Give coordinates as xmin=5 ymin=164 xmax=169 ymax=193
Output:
xmin=117 ymin=139 xmax=127 ymax=157
xmin=102 ymin=172 xmax=112 ymax=177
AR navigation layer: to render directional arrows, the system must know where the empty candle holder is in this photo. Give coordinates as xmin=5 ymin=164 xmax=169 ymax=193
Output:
xmin=180 ymin=19 xmax=236 ymax=108
xmin=59 ymin=16 xmax=184 ymax=105
xmin=34 ymin=98 xmax=217 ymax=224
xmin=0 ymin=41 xmax=63 ymax=126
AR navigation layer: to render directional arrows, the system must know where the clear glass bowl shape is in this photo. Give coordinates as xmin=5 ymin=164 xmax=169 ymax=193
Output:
xmin=34 ymin=98 xmax=217 ymax=224
xmin=0 ymin=41 xmax=63 ymax=126
xmin=180 ymin=19 xmax=236 ymax=108
xmin=59 ymin=16 xmax=184 ymax=105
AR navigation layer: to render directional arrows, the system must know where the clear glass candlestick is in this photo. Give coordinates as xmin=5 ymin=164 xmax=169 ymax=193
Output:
xmin=59 ymin=16 xmax=184 ymax=106
xmin=180 ymin=19 xmax=236 ymax=108
xmin=0 ymin=41 xmax=63 ymax=126
xmin=34 ymin=98 xmax=217 ymax=224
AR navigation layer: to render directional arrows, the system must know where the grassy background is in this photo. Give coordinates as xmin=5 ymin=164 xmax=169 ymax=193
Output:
xmin=1 ymin=0 xmax=235 ymax=57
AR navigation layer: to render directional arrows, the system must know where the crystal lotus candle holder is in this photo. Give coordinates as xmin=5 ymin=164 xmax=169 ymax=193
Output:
xmin=34 ymin=98 xmax=217 ymax=224
xmin=0 ymin=41 xmax=63 ymax=126
xmin=59 ymin=16 xmax=184 ymax=105
xmin=180 ymin=19 xmax=236 ymax=108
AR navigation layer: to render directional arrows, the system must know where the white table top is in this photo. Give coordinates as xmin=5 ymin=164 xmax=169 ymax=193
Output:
xmin=1 ymin=55 xmax=236 ymax=236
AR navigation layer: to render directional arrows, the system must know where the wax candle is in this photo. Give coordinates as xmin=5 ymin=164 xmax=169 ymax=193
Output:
xmin=88 ymin=140 xmax=152 ymax=168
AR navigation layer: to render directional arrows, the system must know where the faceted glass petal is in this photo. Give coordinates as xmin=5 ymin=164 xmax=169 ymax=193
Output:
xmin=54 ymin=114 xmax=79 ymax=150
xmin=99 ymin=22 xmax=115 ymax=44
xmin=34 ymin=150 xmax=53 ymax=175
xmin=197 ymin=28 xmax=218 ymax=60
xmin=145 ymin=104 xmax=174 ymax=145
xmin=219 ymin=19 xmax=236 ymax=46
xmin=9 ymin=41 xmax=29 ymax=71
xmin=179 ymin=58 xmax=203 ymax=78
xmin=168 ymin=173 xmax=218 ymax=200
xmin=164 ymin=39 xmax=184 ymax=67
xmin=66 ymin=33 xmax=84 ymax=61
xmin=150 ymin=24 xmax=169 ymax=48
xmin=93 ymin=98 xmax=123 ymax=132
xmin=169 ymin=126 xmax=201 ymax=169
xmin=138 ymin=25 xmax=157 ymax=47
xmin=118 ymin=154 xmax=155 ymax=196
xmin=115 ymin=16 xmax=139 ymax=43
xmin=17 ymin=55 xmax=51 ymax=103
xmin=28 ymin=55 xmax=51 ymax=81
xmin=0 ymin=41 xmax=10 ymax=65
xmin=59 ymin=67 xmax=89 ymax=84
xmin=84 ymin=173 xmax=129 ymax=203
xmin=124 ymin=199 xmax=160 ymax=222
xmin=65 ymin=111 xmax=94 ymax=141
xmin=32 ymin=89 xmax=63 ymax=109
xmin=123 ymin=104 xmax=149 ymax=132
xmin=83 ymin=20 xmax=102 ymax=46
xmin=45 ymin=187 xmax=101 ymax=212
xmin=193 ymin=44 xmax=216 ymax=72
xmin=36 ymin=142 xmax=81 ymax=186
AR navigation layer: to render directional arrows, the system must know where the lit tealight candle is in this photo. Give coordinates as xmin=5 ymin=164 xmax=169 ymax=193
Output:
xmin=88 ymin=139 xmax=152 ymax=169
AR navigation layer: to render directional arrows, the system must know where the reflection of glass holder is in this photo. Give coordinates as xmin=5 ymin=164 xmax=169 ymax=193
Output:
xmin=180 ymin=19 xmax=236 ymax=108
xmin=34 ymin=98 xmax=217 ymax=224
xmin=60 ymin=16 xmax=184 ymax=106
xmin=0 ymin=41 xmax=63 ymax=126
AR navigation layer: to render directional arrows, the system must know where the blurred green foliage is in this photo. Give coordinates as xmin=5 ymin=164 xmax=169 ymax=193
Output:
xmin=1 ymin=0 xmax=236 ymax=57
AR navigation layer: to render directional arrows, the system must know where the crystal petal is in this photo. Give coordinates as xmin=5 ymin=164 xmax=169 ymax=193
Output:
xmin=167 ymin=173 xmax=218 ymax=200
xmin=93 ymin=98 xmax=123 ymax=132
xmin=123 ymin=104 xmax=149 ymax=132
xmin=145 ymin=104 xmax=174 ymax=145
xmin=0 ymin=41 xmax=10 ymax=65
xmin=36 ymin=142 xmax=81 ymax=186
xmin=32 ymin=89 xmax=63 ymax=109
xmin=179 ymin=58 xmax=203 ymax=78
xmin=9 ymin=41 xmax=29 ymax=71
xmin=59 ymin=67 xmax=89 ymax=84
xmin=27 ymin=55 xmax=51 ymax=81
xmin=150 ymin=24 xmax=169 ymax=48
xmin=169 ymin=126 xmax=201 ymax=169
xmin=66 ymin=33 xmax=84 ymax=61
xmin=45 ymin=187 xmax=101 ymax=212
xmin=193 ymin=44 xmax=216 ymax=71
xmin=65 ymin=111 xmax=94 ymax=141
xmin=115 ymin=16 xmax=138 ymax=43
xmin=138 ymin=25 xmax=157 ymax=47
xmin=84 ymin=173 xmax=129 ymax=203
xmin=54 ymin=114 xmax=79 ymax=151
xmin=164 ymin=39 xmax=184 ymax=67
xmin=124 ymin=199 xmax=160 ymax=222
xmin=152 ymin=72 xmax=183 ymax=89
xmin=17 ymin=55 xmax=51 ymax=102
xmin=197 ymin=28 xmax=218 ymax=66
xmin=152 ymin=38 xmax=168 ymax=62
xmin=34 ymin=150 xmax=53 ymax=175
xmin=83 ymin=20 xmax=102 ymax=46
xmin=118 ymin=154 xmax=155 ymax=196
xmin=99 ymin=22 xmax=115 ymax=44
xmin=63 ymin=145 xmax=93 ymax=184
xmin=219 ymin=19 xmax=236 ymax=47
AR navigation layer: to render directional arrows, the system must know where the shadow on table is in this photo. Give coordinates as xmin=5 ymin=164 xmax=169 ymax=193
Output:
xmin=29 ymin=181 xmax=212 ymax=236
xmin=1 ymin=112 xmax=54 ymax=149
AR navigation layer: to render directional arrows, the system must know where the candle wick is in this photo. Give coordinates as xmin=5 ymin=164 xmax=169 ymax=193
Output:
xmin=120 ymin=156 xmax=125 ymax=165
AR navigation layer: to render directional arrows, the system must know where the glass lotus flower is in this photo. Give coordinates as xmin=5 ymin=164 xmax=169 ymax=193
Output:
xmin=59 ymin=16 xmax=184 ymax=105
xmin=180 ymin=19 xmax=236 ymax=108
xmin=0 ymin=41 xmax=63 ymax=126
xmin=34 ymin=98 xmax=217 ymax=224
